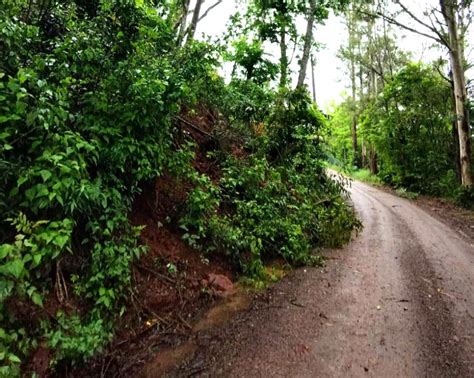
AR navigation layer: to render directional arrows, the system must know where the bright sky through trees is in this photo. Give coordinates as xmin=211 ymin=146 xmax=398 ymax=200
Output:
xmin=195 ymin=0 xmax=473 ymax=110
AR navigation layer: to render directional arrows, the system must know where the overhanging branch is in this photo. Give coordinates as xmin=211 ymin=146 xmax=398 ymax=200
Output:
xmin=394 ymin=0 xmax=450 ymax=47
xmin=359 ymin=9 xmax=445 ymax=46
xmin=198 ymin=0 xmax=223 ymax=22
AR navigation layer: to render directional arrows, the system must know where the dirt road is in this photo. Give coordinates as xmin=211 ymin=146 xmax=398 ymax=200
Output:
xmin=173 ymin=180 xmax=474 ymax=377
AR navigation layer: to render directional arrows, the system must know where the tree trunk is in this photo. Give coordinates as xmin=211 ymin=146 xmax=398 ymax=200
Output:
xmin=350 ymin=59 xmax=359 ymax=167
xmin=186 ymin=0 xmax=203 ymax=43
xmin=279 ymin=23 xmax=288 ymax=88
xmin=351 ymin=117 xmax=358 ymax=167
xmin=361 ymin=139 xmax=367 ymax=168
xmin=369 ymin=145 xmax=378 ymax=175
xmin=349 ymin=9 xmax=359 ymax=167
xmin=453 ymin=113 xmax=462 ymax=182
xmin=448 ymin=71 xmax=462 ymax=183
xmin=382 ymin=15 xmax=394 ymax=77
xmin=296 ymin=0 xmax=316 ymax=88
xmin=440 ymin=0 xmax=472 ymax=187
xmin=177 ymin=0 xmax=191 ymax=46
xmin=311 ymin=55 xmax=316 ymax=102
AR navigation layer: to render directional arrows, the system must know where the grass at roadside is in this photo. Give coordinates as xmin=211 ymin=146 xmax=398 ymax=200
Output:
xmin=326 ymin=163 xmax=423 ymax=200
xmin=351 ymin=169 xmax=383 ymax=186
xmin=325 ymin=163 xmax=383 ymax=186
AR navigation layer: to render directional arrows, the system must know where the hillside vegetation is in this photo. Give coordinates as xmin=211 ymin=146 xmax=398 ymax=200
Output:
xmin=0 ymin=0 xmax=359 ymax=375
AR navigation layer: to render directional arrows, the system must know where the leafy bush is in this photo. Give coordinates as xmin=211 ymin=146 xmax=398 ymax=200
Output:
xmin=181 ymin=90 xmax=360 ymax=278
xmin=358 ymin=63 xmax=455 ymax=195
xmin=351 ymin=169 xmax=383 ymax=185
xmin=454 ymin=187 xmax=474 ymax=209
xmin=0 ymin=1 xmax=218 ymax=373
xmin=395 ymin=187 xmax=419 ymax=200
xmin=0 ymin=1 xmax=360 ymax=374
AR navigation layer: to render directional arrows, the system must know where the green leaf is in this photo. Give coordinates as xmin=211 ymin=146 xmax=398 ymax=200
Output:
xmin=31 ymin=292 xmax=43 ymax=307
xmin=25 ymin=188 xmax=35 ymax=201
xmin=0 ymin=244 xmax=13 ymax=259
xmin=33 ymin=254 xmax=42 ymax=266
xmin=8 ymin=354 xmax=21 ymax=364
xmin=59 ymin=165 xmax=71 ymax=174
xmin=39 ymin=170 xmax=52 ymax=182
xmin=37 ymin=186 xmax=49 ymax=197
xmin=53 ymin=234 xmax=69 ymax=248
xmin=2 ymin=259 xmax=25 ymax=279
xmin=57 ymin=194 xmax=64 ymax=206
xmin=0 ymin=281 xmax=14 ymax=301
xmin=17 ymin=176 xmax=28 ymax=187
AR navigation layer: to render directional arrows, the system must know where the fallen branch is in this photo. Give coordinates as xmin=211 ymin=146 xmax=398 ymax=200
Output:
xmin=177 ymin=313 xmax=192 ymax=330
xmin=55 ymin=260 xmax=68 ymax=303
xmin=114 ymin=295 xmax=174 ymax=348
xmin=290 ymin=299 xmax=305 ymax=308
xmin=174 ymin=115 xmax=214 ymax=139
xmin=135 ymin=263 xmax=176 ymax=285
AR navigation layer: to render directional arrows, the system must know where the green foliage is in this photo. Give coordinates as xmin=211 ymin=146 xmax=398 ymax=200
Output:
xmin=182 ymin=90 xmax=360 ymax=277
xmin=395 ymin=187 xmax=419 ymax=200
xmin=220 ymin=79 xmax=276 ymax=129
xmin=225 ymin=37 xmax=278 ymax=84
xmin=328 ymin=63 xmax=461 ymax=198
xmin=0 ymin=0 xmax=360 ymax=374
xmin=46 ymin=313 xmax=112 ymax=362
xmin=361 ymin=63 xmax=454 ymax=195
xmin=325 ymin=98 xmax=356 ymax=167
xmin=229 ymin=0 xmax=349 ymax=87
xmin=454 ymin=186 xmax=474 ymax=209
xmin=351 ymin=169 xmax=383 ymax=186
xmin=0 ymin=0 xmax=218 ymax=373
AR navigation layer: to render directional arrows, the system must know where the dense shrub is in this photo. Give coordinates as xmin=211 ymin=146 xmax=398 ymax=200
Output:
xmin=182 ymin=90 xmax=360 ymax=277
xmin=378 ymin=64 xmax=453 ymax=193
xmin=0 ymin=1 xmax=217 ymax=373
xmin=0 ymin=1 xmax=359 ymax=374
xmin=326 ymin=63 xmax=471 ymax=198
xmin=359 ymin=64 xmax=456 ymax=196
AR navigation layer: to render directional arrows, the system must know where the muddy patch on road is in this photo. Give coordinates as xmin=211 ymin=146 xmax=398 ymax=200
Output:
xmin=140 ymin=290 xmax=252 ymax=377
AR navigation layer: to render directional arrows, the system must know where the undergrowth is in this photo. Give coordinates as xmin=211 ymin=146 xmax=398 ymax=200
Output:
xmin=0 ymin=1 xmax=360 ymax=375
xmin=183 ymin=90 xmax=360 ymax=278
xmin=351 ymin=169 xmax=383 ymax=186
xmin=327 ymin=164 xmax=382 ymax=186
xmin=329 ymin=164 xmax=430 ymax=201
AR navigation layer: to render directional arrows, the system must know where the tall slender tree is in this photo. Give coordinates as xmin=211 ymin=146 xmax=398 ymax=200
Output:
xmin=186 ymin=0 xmax=204 ymax=43
xmin=440 ymin=0 xmax=472 ymax=186
xmin=297 ymin=0 xmax=317 ymax=88
xmin=176 ymin=0 xmax=191 ymax=45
